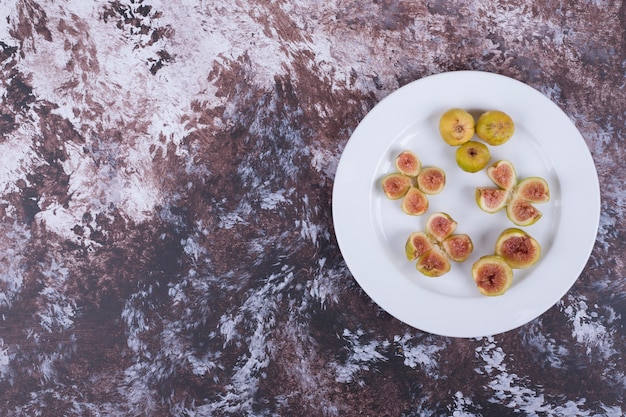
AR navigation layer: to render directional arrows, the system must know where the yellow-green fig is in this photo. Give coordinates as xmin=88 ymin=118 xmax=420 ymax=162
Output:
xmin=456 ymin=141 xmax=491 ymax=173
xmin=476 ymin=110 xmax=515 ymax=146
xmin=439 ymin=108 xmax=475 ymax=146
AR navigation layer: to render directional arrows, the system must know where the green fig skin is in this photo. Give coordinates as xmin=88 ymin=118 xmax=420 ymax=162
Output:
xmin=456 ymin=141 xmax=491 ymax=173
xmin=495 ymin=228 xmax=541 ymax=269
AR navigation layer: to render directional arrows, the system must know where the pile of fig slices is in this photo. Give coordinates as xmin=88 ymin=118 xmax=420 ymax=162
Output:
xmin=381 ymin=150 xmax=446 ymax=216
xmin=405 ymin=212 xmax=474 ymax=277
xmin=381 ymin=108 xmax=551 ymax=297
xmin=476 ymin=159 xmax=550 ymax=226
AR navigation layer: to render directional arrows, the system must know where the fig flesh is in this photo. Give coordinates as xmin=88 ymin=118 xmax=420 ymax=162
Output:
xmin=471 ymin=255 xmax=514 ymax=296
xmin=516 ymin=177 xmax=550 ymax=204
xmin=417 ymin=166 xmax=446 ymax=195
xmin=405 ymin=213 xmax=473 ymax=277
xmin=439 ymin=108 xmax=475 ymax=146
xmin=487 ymin=160 xmax=517 ymax=191
xmin=506 ymin=195 xmax=542 ymax=226
xmin=478 ymin=160 xmax=549 ymax=226
xmin=405 ymin=231 xmax=434 ymax=261
xmin=442 ymin=234 xmax=473 ymax=262
xmin=395 ymin=150 xmax=421 ymax=177
xmin=456 ymin=141 xmax=491 ymax=173
xmin=476 ymin=110 xmax=515 ymax=146
xmin=401 ymin=187 xmax=429 ymax=216
xmin=382 ymin=173 xmax=412 ymax=200
xmin=416 ymin=246 xmax=451 ymax=277
xmin=476 ymin=187 xmax=508 ymax=213
xmin=495 ymin=228 xmax=541 ymax=269
xmin=425 ymin=212 xmax=457 ymax=242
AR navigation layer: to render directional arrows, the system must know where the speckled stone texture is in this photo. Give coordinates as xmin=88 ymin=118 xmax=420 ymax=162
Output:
xmin=0 ymin=0 xmax=624 ymax=416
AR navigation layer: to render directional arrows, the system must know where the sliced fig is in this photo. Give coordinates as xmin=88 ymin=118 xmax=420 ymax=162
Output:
xmin=475 ymin=187 xmax=509 ymax=213
xmin=439 ymin=108 xmax=475 ymax=146
xmin=487 ymin=160 xmax=517 ymax=190
xmin=476 ymin=110 xmax=515 ymax=146
xmin=401 ymin=187 xmax=429 ymax=216
xmin=405 ymin=231 xmax=434 ymax=261
xmin=416 ymin=246 xmax=451 ymax=277
xmin=471 ymin=255 xmax=514 ymax=296
xmin=395 ymin=150 xmax=421 ymax=177
xmin=515 ymin=177 xmax=550 ymax=204
xmin=442 ymin=234 xmax=473 ymax=262
xmin=417 ymin=166 xmax=446 ymax=195
xmin=495 ymin=228 xmax=541 ymax=269
xmin=425 ymin=212 xmax=457 ymax=242
xmin=506 ymin=195 xmax=542 ymax=226
xmin=381 ymin=173 xmax=412 ymax=200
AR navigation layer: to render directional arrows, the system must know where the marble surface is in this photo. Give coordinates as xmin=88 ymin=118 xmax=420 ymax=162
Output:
xmin=0 ymin=1 xmax=624 ymax=415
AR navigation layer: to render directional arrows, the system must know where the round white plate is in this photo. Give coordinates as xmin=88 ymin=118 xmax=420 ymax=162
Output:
xmin=332 ymin=71 xmax=600 ymax=338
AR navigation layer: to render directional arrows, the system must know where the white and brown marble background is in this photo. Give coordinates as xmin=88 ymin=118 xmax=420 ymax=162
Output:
xmin=0 ymin=1 xmax=624 ymax=416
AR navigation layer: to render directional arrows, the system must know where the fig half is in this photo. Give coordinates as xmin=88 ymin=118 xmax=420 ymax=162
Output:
xmin=425 ymin=212 xmax=457 ymax=242
xmin=395 ymin=150 xmax=421 ymax=177
xmin=416 ymin=246 xmax=451 ymax=277
xmin=516 ymin=177 xmax=550 ymax=204
xmin=405 ymin=231 xmax=434 ymax=261
xmin=442 ymin=234 xmax=473 ymax=262
xmin=401 ymin=187 xmax=429 ymax=216
xmin=476 ymin=110 xmax=515 ymax=146
xmin=495 ymin=228 xmax=541 ymax=269
xmin=506 ymin=195 xmax=542 ymax=226
xmin=417 ymin=166 xmax=446 ymax=195
xmin=471 ymin=255 xmax=514 ymax=296
xmin=476 ymin=187 xmax=509 ymax=213
xmin=439 ymin=108 xmax=475 ymax=146
xmin=487 ymin=160 xmax=517 ymax=191
xmin=382 ymin=173 xmax=412 ymax=200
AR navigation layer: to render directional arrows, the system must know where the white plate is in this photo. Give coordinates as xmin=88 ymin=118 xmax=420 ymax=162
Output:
xmin=332 ymin=71 xmax=600 ymax=338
